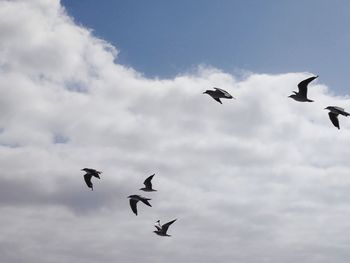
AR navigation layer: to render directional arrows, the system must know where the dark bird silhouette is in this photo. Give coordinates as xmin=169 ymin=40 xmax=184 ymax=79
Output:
xmin=153 ymin=219 xmax=177 ymax=237
xmin=203 ymin=87 xmax=235 ymax=104
xmin=140 ymin=174 xmax=156 ymax=192
xmin=324 ymin=106 xmax=350 ymax=129
xmin=289 ymin=76 xmax=318 ymax=102
xmin=127 ymin=195 xmax=152 ymax=215
xmin=81 ymin=168 xmax=101 ymax=191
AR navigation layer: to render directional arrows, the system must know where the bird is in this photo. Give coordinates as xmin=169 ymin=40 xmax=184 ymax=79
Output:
xmin=127 ymin=195 xmax=152 ymax=215
xmin=203 ymin=87 xmax=235 ymax=104
xmin=289 ymin=75 xmax=318 ymax=102
xmin=81 ymin=168 xmax=102 ymax=191
xmin=153 ymin=219 xmax=177 ymax=237
xmin=324 ymin=106 xmax=350 ymax=129
xmin=140 ymin=174 xmax=156 ymax=192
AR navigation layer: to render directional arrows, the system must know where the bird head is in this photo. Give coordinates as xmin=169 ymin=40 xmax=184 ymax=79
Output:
xmin=324 ymin=106 xmax=331 ymax=110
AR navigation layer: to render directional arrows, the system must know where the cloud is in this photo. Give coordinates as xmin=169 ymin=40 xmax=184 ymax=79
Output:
xmin=1 ymin=0 xmax=350 ymax=262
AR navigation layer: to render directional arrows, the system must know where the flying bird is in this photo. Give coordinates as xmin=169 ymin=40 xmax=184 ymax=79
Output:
xmin=324 ymin=106 xmax=350 ymax=129
xmin=81 ymin=168 xmax=102 ymax=191
xmin=127 ymin=195 xmax=152 ymax=215
xmin=153 ymin=219 xmax=177 ymax=237
xmin=203 ymin=87 xmax=235 ymax=104
xmin=140 ymin=174 xmax=156 ymax=192
xmin=289 ymin=75 xmax=318 ymax=102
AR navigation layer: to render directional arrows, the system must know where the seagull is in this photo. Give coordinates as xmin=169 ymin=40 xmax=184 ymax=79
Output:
xmin=324 ymin=106 xmax=350 ymax=129
xmin=203 ymin=87 xmax=235 ymax=104
xmin=153 ymin=219 xmax=177 ymax=237
xmin=140 ymin=174 xmax=156 ymax=192
xmin=289 ymin=75 xmax=318 ymax=102
xmin=81 ymin=168 xmax=102 ymax=191
xmin=127 ymin=195 xmax=152 ymax=216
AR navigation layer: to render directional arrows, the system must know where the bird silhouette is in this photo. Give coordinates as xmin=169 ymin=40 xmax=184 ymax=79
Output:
xmin=153 ymin=219 xmax=177 ymax=237
xmin=81 ymin=168 xmax=101 ymax=191
xmin=289 ymin=76 xmax=318 ymax=102
xmin=140 ymin=174 xmax=156 ymax=192
xmin=203 ymin=87 xmax=235 ymax=104
xmin=127 ymin=195 xmax=152 ymax=215
xmin=324 ymin=106 xmax=350 ymax=129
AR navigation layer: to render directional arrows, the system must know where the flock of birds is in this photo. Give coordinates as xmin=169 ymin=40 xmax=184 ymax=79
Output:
xmin=204 ymin=75 xmax=349 ymax=129
xmin=81 ymin=168 xmax=176 ymax=236
xmin=80 ymin=75 xmax=347 ymax=237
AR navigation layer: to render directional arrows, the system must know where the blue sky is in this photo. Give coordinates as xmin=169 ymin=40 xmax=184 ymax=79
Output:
xmin=62 ymin=0 xmax=350 ymax=94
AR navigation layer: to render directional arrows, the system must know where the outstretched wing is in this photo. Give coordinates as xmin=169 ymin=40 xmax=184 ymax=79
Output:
xmin=84 ymin=168 xmax=97 ymax=174
xmin=139 ymin=197 xmax=152 ymax=207
xmin=161 ymin=219 xmax=177 ymax=234
xmin=83 ymin=174 xmax=93 ymax=190
xmin=332 ymin=106 xmax=350 ymax=116
xmin=328 ymin=112 xmax=340 ymax=129
xmin=214 ymin=98 xmax=222 ymax=104
xmin=297 ymin=76 xmax=318 ymax=97
xmin=143 ymin=174 xmax=155 ymax=189
xmin=214 ymin=88 xmax=233 ymax=98
xmin=129 ymin=199 xmax=138 ymax=215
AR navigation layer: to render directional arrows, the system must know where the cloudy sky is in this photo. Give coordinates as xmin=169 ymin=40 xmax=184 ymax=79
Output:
xmin=1 ymin=0 xmax=350 ymax=262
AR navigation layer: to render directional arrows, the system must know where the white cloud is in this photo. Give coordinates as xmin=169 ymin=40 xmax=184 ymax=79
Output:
xmin=1 ymin=0 xmax=350 ymax=262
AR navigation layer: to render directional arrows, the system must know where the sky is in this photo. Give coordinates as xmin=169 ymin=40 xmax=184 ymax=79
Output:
xmin=2 ymin=0 xmax=350 ymax=263
xmin=61 ymin=0 xmax=350 ymax=94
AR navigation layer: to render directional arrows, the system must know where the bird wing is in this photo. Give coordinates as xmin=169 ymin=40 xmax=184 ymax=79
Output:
xmin=129 ymin=199 xmax=139 ymax=215
xmin=139 ymin=197 xmax=152 ymax=207
xmin=332 ymin=106 xmax=350 ymax=116
xmin=214 ymin=88 xmax=234 ymax=98
xmin=297 ymin=76 xmax=318 ymax=97
xmin=214 ymin=98 xmax=222 ymax=104
xmin=143 ymin=174 xmax=155 ymax=189
xmin=328 ymin=112 xmax=340 ymax=129
xmin=83 ymin=174 xmax=93 ymax=189
xmin=161 ymin=219 xmax=177 ymax=234
xmin=84 ymin=168 xmax=97 ymax=174
xmin=214 ymin=88 xmax=227 ymax=95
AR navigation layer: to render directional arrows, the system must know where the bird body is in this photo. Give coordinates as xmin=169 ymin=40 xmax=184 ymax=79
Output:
xmin=153 ymin=219 xmax=177 ymax=237
xmin=127 ymin=195 xmax=152 ymax=215
xmin=203 ymin=87 xmax=234 ymax=104
xmin=140 ymin=174 xmax=156 ymax=192
xmin=81 ymin=168 xmax=101 ymax=190
xmin=289 ymin=76 xmax=318 ymax=102
xmin=325 ymin=106 xmax=350 ymax=129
